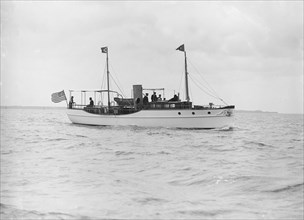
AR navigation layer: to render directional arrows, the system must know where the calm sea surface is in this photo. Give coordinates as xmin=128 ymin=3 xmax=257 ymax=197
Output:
xmin=0 ymin=107 xmax=303 ymax=219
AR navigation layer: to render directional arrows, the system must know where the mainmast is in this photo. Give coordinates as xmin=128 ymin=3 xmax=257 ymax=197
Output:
xmin=101 ymin=46 xmax=110 ymax=111
xmin=176 ymin=44 xmax=190 ymax=102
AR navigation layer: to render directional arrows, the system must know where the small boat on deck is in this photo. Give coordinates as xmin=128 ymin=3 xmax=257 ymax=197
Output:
xmin=65 ymin=45 xmax=235 ymax=129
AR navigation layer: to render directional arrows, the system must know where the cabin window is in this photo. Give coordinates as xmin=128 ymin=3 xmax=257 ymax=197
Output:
xmin=170 ymin=104 xmax=175 ymax=108
xmin=164 ymin=104 xmax=170 ymax=108
xmin=156 ymin=104 xmax=162 ymax=108
xmin=151 ymin=104 xmax=155 ymax=108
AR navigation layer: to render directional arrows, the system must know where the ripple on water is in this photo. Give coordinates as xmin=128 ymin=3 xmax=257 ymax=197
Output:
xmin=1 ymin=109 xmax=303 ymax=219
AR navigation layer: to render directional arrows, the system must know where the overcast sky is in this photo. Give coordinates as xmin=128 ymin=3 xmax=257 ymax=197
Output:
xmin=1 ymin=1 xmax=303 ymax=114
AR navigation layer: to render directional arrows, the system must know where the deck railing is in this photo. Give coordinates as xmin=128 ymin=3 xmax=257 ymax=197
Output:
xmin=67 ymin=101 xmax=233 ymax=113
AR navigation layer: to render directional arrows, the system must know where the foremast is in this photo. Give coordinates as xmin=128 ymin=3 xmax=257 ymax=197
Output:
xmin=176 ymin=44 xmax=190 ymax=102
xmin=101 ymin=46 xmax=110 ymax=112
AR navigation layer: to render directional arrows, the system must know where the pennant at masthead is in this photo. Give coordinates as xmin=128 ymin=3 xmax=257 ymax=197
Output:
xmin=176 ymin=44 xmax=185 ymax=52
xmin=101 ymin=47 xmax=108 ymax=53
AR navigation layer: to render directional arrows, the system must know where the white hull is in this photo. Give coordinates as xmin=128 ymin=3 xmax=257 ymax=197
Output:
xmin=66 ymin=108 xmax=234 ymax=129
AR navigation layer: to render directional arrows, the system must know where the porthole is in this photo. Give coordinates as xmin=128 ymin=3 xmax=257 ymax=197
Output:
xmin=192 ymin=112 xmax=195 ymax=115
xmin=178 ymin=112 xmax=181 ymax=115
xmin=208 ymin=111 xmax=211 ymax=114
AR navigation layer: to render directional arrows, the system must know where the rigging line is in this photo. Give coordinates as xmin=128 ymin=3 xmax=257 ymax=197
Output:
xmin=178 ymin=69 xmax=184 ymax=98
xmin=186 ymin=58 xmax=228 ymax=104
xmin=101 ymin=63 xmax=107 ymax=89
xmin=188 ymin=58 xmax=220 ymax=97
xmin=187 ymin=58 xmax=221 ymax=98
xmin=189 ymin=74 xmax=223 ymax=101
xmin=189 ymin=72 xmax=228 ymax=105
xmin=189 ymin=71 xmax=228 ymax=105
xmin=109 ymin=63 xmax=126 ymax=97
xmin=188 ymin=62 xmax=220 ymax=98
xmin=100 ymin=61 xmax=107 ymax=102
xmin=109 ymin=74 xmax=127 ymax=98
xmin=188 ymin=71 xmax=221 ymax=99
xmin=190 ymin=74 xmax=228 ymax=105
xmin=190 ymin=74 xmax=229 ymax=105
xmin=109 ymin=74 xmax=133 ymax=106
xmin=189 ymin=79 xmax=193 ymax=103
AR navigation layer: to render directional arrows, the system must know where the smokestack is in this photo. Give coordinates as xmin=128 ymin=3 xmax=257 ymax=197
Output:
xmin=133 ymin=85 xmax=143 ymax=109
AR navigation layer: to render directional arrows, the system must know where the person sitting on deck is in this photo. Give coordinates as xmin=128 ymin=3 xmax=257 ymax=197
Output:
xmin=87 ymin=97 xmax=94 ymax=107
xmin=158 ymin=94 xmax=162 ymax=101
xmin=143 ymin=93 xmax=149 ymax=105
xmin=169 ymin=94 xmax=179 ymax=102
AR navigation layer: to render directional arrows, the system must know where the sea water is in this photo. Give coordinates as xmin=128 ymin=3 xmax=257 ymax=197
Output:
xmin=0 ymin=107 xmax=303 ymax=219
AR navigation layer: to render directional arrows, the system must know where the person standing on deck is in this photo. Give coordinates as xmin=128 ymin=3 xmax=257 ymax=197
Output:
xmin=69 ymin=96 xmax=74 ymax=109
xmin=143 ymin=93 xmax=149 ymax=105
xmin=151 ymin=92 xmax=157 ymax=102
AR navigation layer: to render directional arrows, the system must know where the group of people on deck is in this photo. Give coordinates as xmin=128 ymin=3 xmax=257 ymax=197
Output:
xmin=150 ymin=92 xmax=163 ymax=102
xmin=69 ymin=92 xmax=179 ymax=109
xmin=69 ymin=96 xmax=94 ymax=109
xmin=143 ymin=92 xmax=162 ymax=105
xmin=143 ymin=92 xmax=179 ymax=106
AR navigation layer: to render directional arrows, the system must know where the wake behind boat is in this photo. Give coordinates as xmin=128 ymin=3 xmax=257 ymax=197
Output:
xmin=53 ymin=45 xmax=235 ymax=129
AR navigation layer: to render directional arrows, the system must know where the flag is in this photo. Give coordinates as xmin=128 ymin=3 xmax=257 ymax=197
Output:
xmin=51 ymin=90 xmax=67 ymax=103
xmin=176 ymin=44 xmax=185 ymax=52
xmin=101 ymin=47 xmax=108 ymax=53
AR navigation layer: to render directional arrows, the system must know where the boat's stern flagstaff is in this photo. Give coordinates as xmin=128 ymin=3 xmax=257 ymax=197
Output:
xmin=176 ymin=44 xmax=190 ymax=102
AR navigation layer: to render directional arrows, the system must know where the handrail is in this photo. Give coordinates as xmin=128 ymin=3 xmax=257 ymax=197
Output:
xmin=69 ymin=89 xmax=122 ymax=96
xmin=143 ymin=88 xmax=165 ymax=91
